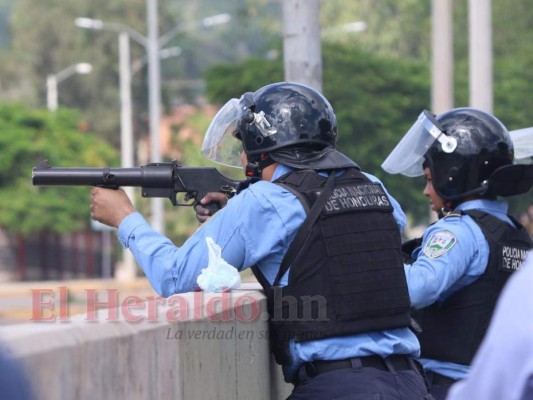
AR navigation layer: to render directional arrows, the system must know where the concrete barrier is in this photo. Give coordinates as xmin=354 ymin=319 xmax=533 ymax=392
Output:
xmin=0 ymin=283 xmax=293 ymax=400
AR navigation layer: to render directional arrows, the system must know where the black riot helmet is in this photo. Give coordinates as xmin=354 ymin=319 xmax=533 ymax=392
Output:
xmin=236 ymin=82 xmax=337 ymax=155
xmin=202 ymin=82 xmax=357 ymax=177
xmin=383 ymin=108 xmax=533 ymax=208
xmin=425 ymin=108 xmax=514 ymax=203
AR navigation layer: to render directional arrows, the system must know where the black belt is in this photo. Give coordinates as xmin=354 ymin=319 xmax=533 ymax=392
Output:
xmin=298 ymin=355 xmax=418 ymax=383
xmin=428 ymin=371 xmax=457 ymax=386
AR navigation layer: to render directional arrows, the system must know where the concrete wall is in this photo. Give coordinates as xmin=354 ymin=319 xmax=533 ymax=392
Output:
xmin=0 ymin=283 xmax=293 ymax=400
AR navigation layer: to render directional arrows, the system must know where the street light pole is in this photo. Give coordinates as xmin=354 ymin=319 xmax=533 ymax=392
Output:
xmin=146 ymin=0 xmax=165 ymax=233
xmin=46 ymin=63 xmax=92 ymax=111
xmin=119 ymin=32 xmax=134 ymax=172
xmin=431 ymin=0 xmax=454 ymax=115
xmin=282 ymin=0 xmax=322 ymax=92
xmin=46 ymin=75 xmax=58 ymax=112
xmin=469 ymin=0 xmax=493 ymax=112
xmin=118 ymin=33 xmax=137 ymax=282
xmin=76 ymin=10 xmax=231 ymax=234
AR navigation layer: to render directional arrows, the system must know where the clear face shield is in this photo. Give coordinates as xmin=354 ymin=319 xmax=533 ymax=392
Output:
xmin=381 ymin=110 xmax=458 ymax=177
xmin=201 ymin=98 xmax=247 ymax=168
xmin=509 ymin=127 xmax=533 ymax=161
xmin=201 ymin=95 xmax=280 ymax=168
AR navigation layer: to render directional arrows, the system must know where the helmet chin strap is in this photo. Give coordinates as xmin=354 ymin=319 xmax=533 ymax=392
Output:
xmin=437 ymin=182 xmax=490 ymax=218
xmin=245 ymin=154 xmax=276 ymax=178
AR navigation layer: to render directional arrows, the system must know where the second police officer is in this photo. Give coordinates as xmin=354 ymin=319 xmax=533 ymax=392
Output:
xmin=382 ymin=107 xmax=533 ymax=400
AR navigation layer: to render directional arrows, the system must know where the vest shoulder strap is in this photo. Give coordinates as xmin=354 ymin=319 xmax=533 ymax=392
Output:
xmin=272 ymin=172 xmax=336 ymax=287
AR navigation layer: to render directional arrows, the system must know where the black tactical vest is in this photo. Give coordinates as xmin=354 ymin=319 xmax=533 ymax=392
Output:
xmin=253 ymin=168 xmax=412 ymax=365
xmin=415 ymin=210 xmax=532 ymax=365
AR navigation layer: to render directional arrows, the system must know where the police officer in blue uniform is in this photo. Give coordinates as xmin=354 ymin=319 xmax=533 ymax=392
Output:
xmin=91 ymin=82 xmax=431 ymax=399
xmin=382 ymin=108 xmax=533 ymax=400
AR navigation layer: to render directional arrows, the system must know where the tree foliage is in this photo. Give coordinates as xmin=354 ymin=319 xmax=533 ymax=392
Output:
xmin=0 ymin=0 xmax=281 ymax=144
xmin=0 ymin=0 xmax=531 ymax=230
xmin=205 ymin=41 xmax=432 ymax=224
xmin=322 ymin=43 xmax=430 ymax=223
xmin=0 ymin=103 xmax=117 ymax=235
xmin=321 ymin=0 xmax=431 ymax=59
xmin=4 ymin=0 xmax=150 ymax=146
xmin=204 ymin=0 xmax=533 ymax=226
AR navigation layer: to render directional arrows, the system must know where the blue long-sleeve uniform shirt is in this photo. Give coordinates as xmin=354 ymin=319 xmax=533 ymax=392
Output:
xmin=118 ymin=164 xmax=421 ymax=381
xmin=405 ymin=198 xmax=515 ymax=380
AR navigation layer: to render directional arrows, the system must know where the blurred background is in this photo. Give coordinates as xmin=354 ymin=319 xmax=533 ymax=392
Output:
xmin=0 ymin=0 xmax=532 ymax=282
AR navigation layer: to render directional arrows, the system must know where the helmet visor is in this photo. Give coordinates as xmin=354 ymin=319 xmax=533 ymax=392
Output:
xmin=510 ymin=127 xmax=533 ymax=160
xmin=381 ymin=110 xmax=456 ymax=176
xmin=201 ymin=98 xmax=246 ymax=168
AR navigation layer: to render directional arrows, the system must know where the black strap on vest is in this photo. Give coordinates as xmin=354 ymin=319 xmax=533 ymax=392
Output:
xmin=270 ymin=172 xmax=336 ymax=289
xmin=462 ymin=209 xmax=522 ymax=231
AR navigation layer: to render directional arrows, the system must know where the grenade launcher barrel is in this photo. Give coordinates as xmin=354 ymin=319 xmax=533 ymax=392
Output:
xmin=32 ymin=160 xmax=238 ymax=207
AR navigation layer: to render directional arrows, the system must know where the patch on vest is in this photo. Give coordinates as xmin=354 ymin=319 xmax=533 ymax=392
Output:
xmin=320 ymin=183 xmax=393 ymax=214
xmin=423 ymin=231 xmax=457 ymax=258
xmin=499 ymin=245 xmax=530 ymax=272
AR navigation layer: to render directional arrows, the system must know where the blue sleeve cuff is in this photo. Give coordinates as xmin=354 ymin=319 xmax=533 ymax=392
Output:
xmin=117 ymin=212 xmax=150 ymax=248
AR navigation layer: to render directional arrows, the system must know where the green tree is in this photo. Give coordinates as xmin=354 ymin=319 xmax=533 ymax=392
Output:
xmin=1 ymin=0 xmax=531 ymax=228
xmin=0 ymin=103 xmax=117 ymax=235
xmin=322 ymin=43 xmax=430 ymax=224
xmin=204 ymin=42 xmax=431 ymax=224
xmin=1 ymin=0 xmax=282 ymax=142
xmin=204 ymin=0 xmax=533 ymax=225
xmin=5 ymin=0 xmax=149 ymax=145
xmin=320 ymin=0 xmax=431 ymax=59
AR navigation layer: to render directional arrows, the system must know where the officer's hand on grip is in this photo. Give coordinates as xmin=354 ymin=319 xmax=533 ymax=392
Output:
xmin=91 ymin=187 xmax=136 ymax=228
xmin=194 ymin=192 xmax=229 ymax=223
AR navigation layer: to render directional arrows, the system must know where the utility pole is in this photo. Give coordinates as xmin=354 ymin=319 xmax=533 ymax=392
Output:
xmin=146 ymin=0 xmax=165 ymax=234
xmin=76 ymin=9 xmax=230 ymax=238
xmin=282 ymin=0 xmax=322 ymax=92
xmin=469 ymin=0 xmax=493 ymax=112
xmin=118 ymin=32 xmax=137 ymax=280
xmin=431 ymin=0 xmax=454 ymax=114
xmin=429 ymin=0 xmax=455 ymax=224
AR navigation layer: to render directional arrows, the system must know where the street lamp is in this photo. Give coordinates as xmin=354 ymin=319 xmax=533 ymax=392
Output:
xmin=75 ymin=9 xmax=231 ymax=236
xmin=46 ymin=62 xmax=92 ymax=111
xmin=158 ymin=12 xmax=231 ymax=48
xmin=131 ymin=46 xmax=182 ymax=76
xmin=75 ymin=17 xmax=141 ymax=171
xmin=74 ymin=17 xmax=148 ymax=46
